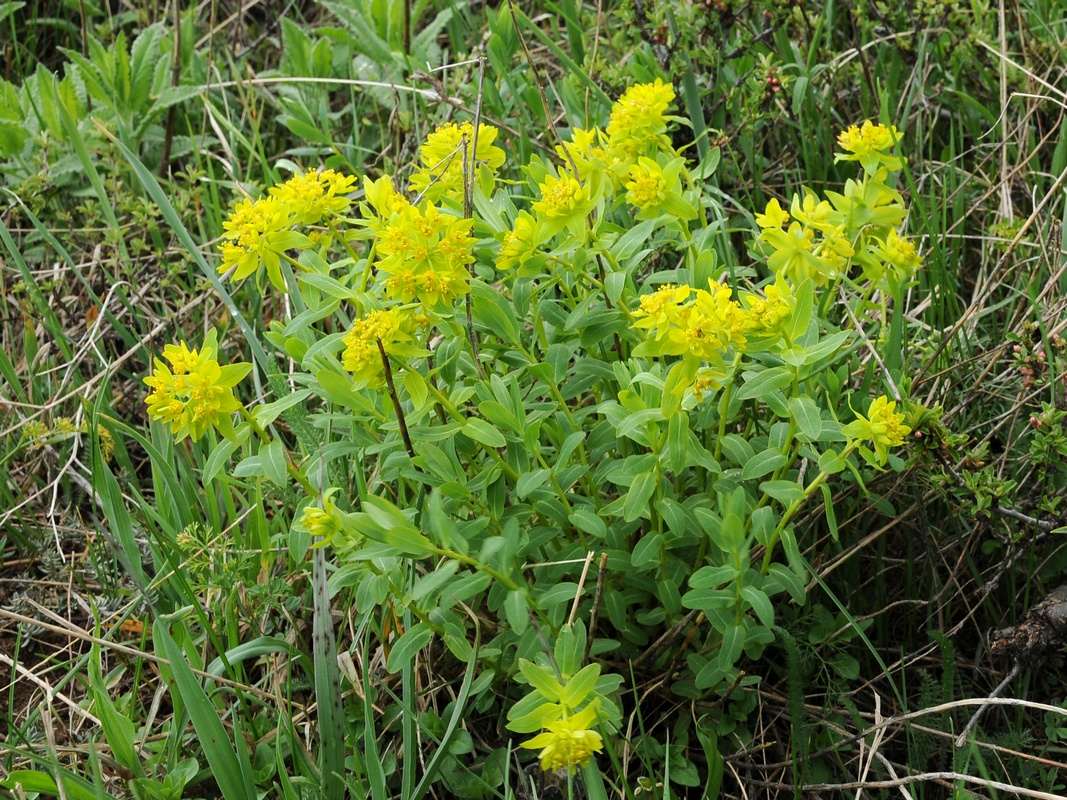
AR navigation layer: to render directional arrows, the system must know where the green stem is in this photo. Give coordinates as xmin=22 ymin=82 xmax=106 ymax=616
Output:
xmin=759 ymin=442 xmax=859 ymax=575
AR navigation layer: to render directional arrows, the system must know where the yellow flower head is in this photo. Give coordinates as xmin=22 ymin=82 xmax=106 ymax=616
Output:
xmin=790 ymin=192 xmax=834 ymax=232
xmin=842 ymin=394 xmax=912 ymax=465
xmin=606 ymin=79 xmax=675 ymax=158
xmin=555 ymin=127 xmax=610 ymax=182
xmin=755 ymin=197 xmax=789 ymax=230
xmin=497 ymin=212 xmax=542 ymax=273
xmin=270 ymin=169 xmax=358 ymax=224
xmin=834 ymin=121 xmax=904 ymax=174
xmin=741 ymin=276 xmax=794 ymax=339
xmin=632 ymin=284 xmax=691 ymax=337
xmin=877 ymin=229 xmax=922 ymax=275
xmin=625 ymin=158 xmax=668 ymax=210
xmin=521 ymin=704 xmax=604 ymax=774
xmin=143 ymin=330 xmax=250 ymax=442
xmin=341 ymin=307 xmax=418 ymax=387
xmin=363 ymin=174 xmax=412 ymax=223
xmin=532 ymin=173 xmax=585 ymax=220
xmin=409 ymin=121 xmax=506 ymax=203
xmin=296 ymin=489 xmax=347 ymax=543
xmin=218 ymin=195 xmax=311 ymax=291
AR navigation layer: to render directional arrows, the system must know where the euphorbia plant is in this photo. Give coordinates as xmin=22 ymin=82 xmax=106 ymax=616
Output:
xmin=142 ymin=79 xmax=922 ymax=782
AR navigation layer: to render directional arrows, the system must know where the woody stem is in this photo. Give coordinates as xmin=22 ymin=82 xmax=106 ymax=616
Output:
xmin=377 ymin=338 xmax=415 ymax=459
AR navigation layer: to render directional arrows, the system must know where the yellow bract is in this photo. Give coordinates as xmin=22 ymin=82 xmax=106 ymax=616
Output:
xmin=606 ymin=78 xmax=675 ymax=158
xmin=835 ymin=120 xmax=904 ymax=173
xmin=409 ymin=121 xmax=505 ymax=203
xmin=842 ymin=395 xmax=912 ymax=465
xmin=143 ymin=331 xmax=250 ymax=442
xmin=520 ymin=704 xmax=604 ymax=774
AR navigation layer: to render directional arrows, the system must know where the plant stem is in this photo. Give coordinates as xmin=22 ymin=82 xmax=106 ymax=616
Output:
xmin=377 ymin=338 xmax=415 ymax=459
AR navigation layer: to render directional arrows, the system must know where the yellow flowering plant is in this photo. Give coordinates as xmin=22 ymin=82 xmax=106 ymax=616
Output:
xmin=139 ymin=80 xmax=927 ymax=790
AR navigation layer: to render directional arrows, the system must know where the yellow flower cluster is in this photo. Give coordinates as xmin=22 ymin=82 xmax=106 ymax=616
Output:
xmin=341 ymin=307 xmax=424 ymax=387
xmin=754 ymin=123 xmax=919 ymax=290
xmin=835 ymin=121 xmax=904 ymax=174
xmin=295 ymin=489 xmax=348 ymax=542
xmin=520 ymin=704 xmax=604 ymax=774
xmin=842 ymin=395 xmax=912 ymax=465
xmin=497 ymin=80 xmax=694 ymax=272
xmin=632 ymin=281 xmax=751 ymax=362
xmin=373 ymin=201 xmax=475 ymax=309
xmin=218 ymin=168 xmax=357 ymax=292
xmin=605 ymin=78 xmax=676 ymax=158
xmin=268 ymin=168 xmax=358 ymax=224
xmin=409 ymin=121 xmax=506 ymax=204
xmin=741 ymin=277 xmax=795 ymax=338
xmin=143 ymin=330 xmax=251 ymax=442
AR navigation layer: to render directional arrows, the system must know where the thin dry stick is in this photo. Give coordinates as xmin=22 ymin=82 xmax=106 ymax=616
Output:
xmin=582 ymin=552 xmax=609 ymax=663
xmin=377 ymin=338 xmax=415 ymax=459
xmin=954 ymin=662 xmax=1022 ymax=748
xmin=838 ymin=285 xmax=902 ymax=402
xmin=505 ymin=0 xmax=581 ymax=179
xmin=566 ymin=551 xmax=595 ymax=628
xmin=463 ymin=56 xmax=486 ymax=380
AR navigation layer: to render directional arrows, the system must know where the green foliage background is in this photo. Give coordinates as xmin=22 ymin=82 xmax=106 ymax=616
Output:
xmin=1 ymin=0 xmax=1066 ymax=798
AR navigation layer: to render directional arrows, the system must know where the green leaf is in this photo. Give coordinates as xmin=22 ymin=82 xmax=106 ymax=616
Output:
xmin=820 ymin=482 xmax=839 ymax=541
xmin=741 ymin=449 xmax=788 ymax=480
xmin=631 ymin=532 xmax=662 ymax=569
xmin=740 ymin=586 xmax=775 ymax=627
xmin=386 ymin=623 xmax=435 ymax=673
xmin=668 ymin=410 xmax=690 ymax=475
xmin=519 ymin=659 xmax=564 ymax=702
xmin=766 ymin=563 xmax=806 ymax=604
xmin=560 ymin=663 xmax=601 ymax=709
xmin=786 ymin=279 xmax=814 ymax=342
xmin=259 ymin=438 xmax=288 ymax=487
xmin=789 ymin=395 xmax=822 ymax=442
xmin=202 ymin=438 xmax=239 ymax=484
xmin=718 ymin=434 xmax=755 ymax=467
xmin=759 ymin=480 xmax=805 ymax=506
xmin=719 ymin=624 xmax=745 ymax=669
xmin=504 ymin=590 xmax=530 ymax=635
xmin=736 ymin=366 xmax=794 ymax=401
xmin=463 ymin=417 xmax=507 ymax=448
xmin=253 ymin=389 xmax=314 ymax=429
xmin=688 ymin=565 xmax=738 ymax=589
xmin=615 ymin=408 xmax=664 ymax=442
xmin=316 ymin=369 xmax=373 ymax=412
xmin=516 ymin=468 xmax=551 ymax=499
xmin=568 ymin=507 xmax=607 ymax=538
xmin=623 ymin=470 xmax=658 ymax=522
xmin=402 ymin=369 xmax=428 ymax=408
xmin=471 ymin=280 xmax=520 ymax=343
xmin=89 ymin=644 xmax=146 ymax=780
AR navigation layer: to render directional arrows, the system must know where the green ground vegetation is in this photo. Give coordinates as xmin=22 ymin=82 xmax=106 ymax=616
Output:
xmin=1 ymin=1 xmax=1066 ymax=798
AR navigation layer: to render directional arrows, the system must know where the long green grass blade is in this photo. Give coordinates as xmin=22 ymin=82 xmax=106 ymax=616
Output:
xmin=154 ymin=616 xmax=257 ymax=800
